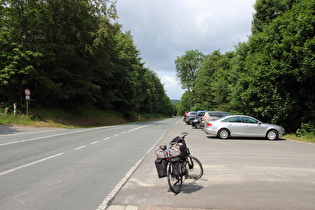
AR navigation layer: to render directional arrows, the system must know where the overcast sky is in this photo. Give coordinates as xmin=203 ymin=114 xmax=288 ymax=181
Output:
xmin=115 ymin=0 xmax=256 ymax=100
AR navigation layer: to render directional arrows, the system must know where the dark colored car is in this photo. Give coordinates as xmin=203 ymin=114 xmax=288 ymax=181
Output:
xmin=184 ymin=111 xmax=196 ymax=125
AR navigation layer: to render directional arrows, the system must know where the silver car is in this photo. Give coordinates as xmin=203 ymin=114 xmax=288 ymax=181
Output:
xmin=204 ymin=115 xmax=285 ymax=140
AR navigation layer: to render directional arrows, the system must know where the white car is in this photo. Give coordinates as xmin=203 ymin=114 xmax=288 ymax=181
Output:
xmin=204 ymin=115 xmax=285 ymax=140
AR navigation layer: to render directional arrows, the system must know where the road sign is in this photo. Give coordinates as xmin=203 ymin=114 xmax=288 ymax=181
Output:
xmin=24 ymin=89 xmax=31 ymax=117
xmin=25 ymin=89 xmax=31 ymax=96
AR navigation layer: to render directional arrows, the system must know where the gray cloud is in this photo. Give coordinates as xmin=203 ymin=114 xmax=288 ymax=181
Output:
xmin=116 ymin=0 xmax=256 ymax=99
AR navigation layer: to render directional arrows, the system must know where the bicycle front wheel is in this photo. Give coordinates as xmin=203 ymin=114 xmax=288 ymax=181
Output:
xmin=166 ymin=161 xmax=183 ymax=194
xmin=187 ymin=155 xmax=203 ymax=180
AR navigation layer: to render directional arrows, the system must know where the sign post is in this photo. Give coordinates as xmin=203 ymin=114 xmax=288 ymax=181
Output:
xmin=25 ymin=89 xmax=30 ymax=117
xmin=13 ymin=103 xmax=16 ymax=118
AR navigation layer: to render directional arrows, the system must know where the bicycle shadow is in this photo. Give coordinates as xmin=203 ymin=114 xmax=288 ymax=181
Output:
xmin=169 ymin=177 xmax=207 ymax=195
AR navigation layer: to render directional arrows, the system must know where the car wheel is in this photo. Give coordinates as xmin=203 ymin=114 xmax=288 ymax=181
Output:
xmin=266 ymin=129 xmax=278 ymax=140
xmin=218 ymin=128 xmax=230 ymax=139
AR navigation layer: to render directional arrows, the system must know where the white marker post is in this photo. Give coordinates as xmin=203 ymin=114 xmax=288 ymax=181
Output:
xmin=25 ymin=89 xmax=31 ymax=117
xmin=13 ymin=103 xmax=16 ymax=118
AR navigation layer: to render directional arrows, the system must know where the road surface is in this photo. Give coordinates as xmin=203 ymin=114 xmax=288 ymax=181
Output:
xmin=0 ymin=118 xmax=179 ymax=209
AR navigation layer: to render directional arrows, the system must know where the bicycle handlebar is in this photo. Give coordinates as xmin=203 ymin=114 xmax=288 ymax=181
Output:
xmin=181 ymin=132 xmax=189 ymax=138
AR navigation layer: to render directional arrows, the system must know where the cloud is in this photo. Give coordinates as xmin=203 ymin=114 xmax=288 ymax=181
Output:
xmin=161 ymin=76 xmax=185 ymax=100
xmin=116 ymin=0 xmax=256 ymax=99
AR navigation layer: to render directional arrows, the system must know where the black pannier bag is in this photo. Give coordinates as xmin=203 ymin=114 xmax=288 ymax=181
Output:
xmin=155 ymin=158 xmax=167 ymax=178
xmin=171 ymin=157 xmax=181 ymax=177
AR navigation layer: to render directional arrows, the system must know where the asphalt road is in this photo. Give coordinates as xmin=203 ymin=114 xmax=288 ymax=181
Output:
xmin=1 ymin=119 xmax=315 ymax=210
xmin=108 ymin=119 xmax=315 ymax=210
xmin=0 ymin=118 xmax=179 ymax=210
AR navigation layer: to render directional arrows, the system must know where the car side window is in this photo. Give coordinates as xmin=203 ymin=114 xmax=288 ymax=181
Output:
xmin=243 ymin=117 xmax=259 ymax=124
xmin=226 ymin=117 xmax=242 ymax=123
xmin=222 ymin=112 xmax=228 ymax=116
xmin=198 ymin=112 xmax=204 ymax=116
xmin=214 ymin=113 xmax=221 ymax=117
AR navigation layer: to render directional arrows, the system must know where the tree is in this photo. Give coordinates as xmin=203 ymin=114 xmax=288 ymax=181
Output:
xmin=192 ymin=50 xmax=236 ymax=111
xmin=193 ymin=50 xmax=221 ymax=110
xmin=231 ymin=0 xmax=315 ymax=131
xmin=1 ymin=0 xmax=174 ymax=117
xmin=175 ymin=49 xmax=206 ymax=108
xmin=0 ymin=0 xmax=43 ymax=106
xmin=176 ymin=90 xmax=191 ymax=115
xmin=252 ymin=0 xmax=297 ymax=34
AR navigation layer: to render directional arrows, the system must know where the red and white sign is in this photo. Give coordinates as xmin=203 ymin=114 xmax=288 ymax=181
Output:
xmin=25 ymin=89 xmax=31 ymax=96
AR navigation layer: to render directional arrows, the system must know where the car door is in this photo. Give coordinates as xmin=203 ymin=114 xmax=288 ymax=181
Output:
xmin=225 ymin=116 xmax=244 ymax=136
xmin=242 ymin=116 xmax=265 ymax=137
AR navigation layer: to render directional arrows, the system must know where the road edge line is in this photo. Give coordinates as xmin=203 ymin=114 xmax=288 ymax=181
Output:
xmin=96 ymin=133 xmax=167 ymax=210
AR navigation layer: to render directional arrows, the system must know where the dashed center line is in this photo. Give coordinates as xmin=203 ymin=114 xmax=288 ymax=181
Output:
xmin=0 ymin=153 xmax=64 ymax=176
xmin=74 ymin=145 xmax=86 ymax=150
xmin=1 ymin=124 xmax=148 ymax=176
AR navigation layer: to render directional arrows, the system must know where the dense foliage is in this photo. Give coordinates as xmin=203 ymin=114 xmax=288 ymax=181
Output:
xmin=0 ymin=0 xmax=174 ymax=116
xmin=176 ymin=0 xmax=314 ymax=132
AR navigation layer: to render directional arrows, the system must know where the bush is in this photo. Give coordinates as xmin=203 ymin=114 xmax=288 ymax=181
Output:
xmin=296 ymin=122 xmax=315 ymax=137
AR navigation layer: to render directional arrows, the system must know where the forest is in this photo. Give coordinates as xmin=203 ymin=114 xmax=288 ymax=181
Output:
xmin=175 ymin=0 xmax=314 ymax=133
xmin=0 ymin=0 xmax=175 ymax=117
xmin=1 ymin=0 xmax=314 ymax=133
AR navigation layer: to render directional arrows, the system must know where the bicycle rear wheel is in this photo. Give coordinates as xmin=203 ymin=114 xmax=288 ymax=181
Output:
xmin=166 ymin=161 xmax=183 ymax=194
xmin=187 ymin=155 xmax=203 ymax=180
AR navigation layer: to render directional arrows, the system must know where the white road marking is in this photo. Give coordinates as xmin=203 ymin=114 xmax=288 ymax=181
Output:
xmin=0 ymin=126 xmax=109 ymax=147
xmin=91 ymin=141 xmax=99 ymax=144
xmin=96 ymin=133 xmax=166 ymax=210
xmin=127 ymin=125 xmax=150 ymax=132
xmin=14 ymin=191 xmax=27 ymax=203
xmin=74 ymin=145 xmax=86 ymax=150
xmin=103 ymin=137 xmax=110 ymax=141
xmin=0 ymin=153 xmax=64 ymax=176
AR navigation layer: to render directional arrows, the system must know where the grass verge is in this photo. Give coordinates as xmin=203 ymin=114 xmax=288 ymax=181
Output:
xmin=0 ymin=107 xmax=166 ymax=129
xmin=285 ymin=133 xmax=315 ymax=144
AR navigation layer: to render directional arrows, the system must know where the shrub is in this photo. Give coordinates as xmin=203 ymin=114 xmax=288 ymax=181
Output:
xmin=296 ymin=122 xmax=315 ymax=137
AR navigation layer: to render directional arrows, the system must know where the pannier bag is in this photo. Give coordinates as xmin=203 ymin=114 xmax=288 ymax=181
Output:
xmin=155 ymin=144 xmax=188 ymax=159
xmin=171 ymin=157 xmax=181 ymax=177
xmin=155 ymin=145 xmax=167 ymax=159
xmin=168 ymin=145 xmax=181 ymax=157
xmin=155 ymin=158 xmax=167 ymax=178
xmin=170 ymin=157 xmax=188 ymax=177
xmin=169 ymin=143 xmax=188 ymax=158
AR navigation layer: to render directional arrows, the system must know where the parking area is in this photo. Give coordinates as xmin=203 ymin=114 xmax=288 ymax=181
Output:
xmin=107 ymin=119 xmax=315 ymax=210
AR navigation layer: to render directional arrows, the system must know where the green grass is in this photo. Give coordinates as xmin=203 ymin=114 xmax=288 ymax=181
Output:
xmin=0 ymin=107 xmax=166 ymax=128
xmin=285 ymin=133 xmax=315 ymax=144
